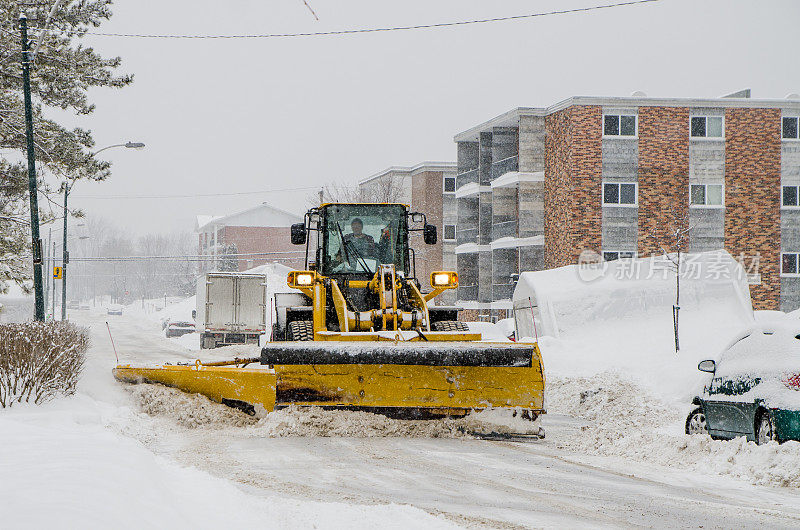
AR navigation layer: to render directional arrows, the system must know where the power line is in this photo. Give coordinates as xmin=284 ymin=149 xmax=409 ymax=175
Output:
xmin=70 ymin=185 xmax=319 ymax=200
xmin=69 ymin=250 xmax=304 ymax=262
xmin=34 ymin=1 xmax=659 ymax=40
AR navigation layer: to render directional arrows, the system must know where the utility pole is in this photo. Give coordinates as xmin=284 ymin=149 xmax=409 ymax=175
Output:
xmin=43 ymin=229 xmax=49 ymax=317
xmin=61 ymin=183 xmax=70 ymax=320
xmin=20 ymin=15 xmax=45 ymax=321
xmin=51 ymin=240 xmax=57 ymax=318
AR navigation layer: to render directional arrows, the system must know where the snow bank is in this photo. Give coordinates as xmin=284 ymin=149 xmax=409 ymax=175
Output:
xmin=157 ymin=295 xmax=196 ymax=324
xmin=547 ymin=373 xmax=800 ymax=488
xmin=514 ymin=250 xmax=753 ymax=340
xmin=128 ymin=383 xmax=541 ymax=438
xmin=511 ymin=250 xmax=759 ymax=402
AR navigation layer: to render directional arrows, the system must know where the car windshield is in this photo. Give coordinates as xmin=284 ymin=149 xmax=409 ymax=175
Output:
xmin=321 ymin=204 xmax=407 ymax=275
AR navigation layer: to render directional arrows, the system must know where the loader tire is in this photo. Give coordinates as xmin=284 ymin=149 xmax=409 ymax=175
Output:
xmin=432 ymin=320 xmax=469 ymax=332
xmin=288 ymin=320 xmax=314 ymax=341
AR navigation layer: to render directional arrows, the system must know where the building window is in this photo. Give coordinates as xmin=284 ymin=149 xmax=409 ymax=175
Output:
xmin=603 ymin=182 xmax=637 ymax=206
xmin=444 ymin=176 xmax=456 ymax=193
xmin=690 ymin=184 xmax=724 ymax=206
xmin=782 ymin=252 xmax=799 ymax=276
xmin=783 ymin=117 xmax=799 ymax=139
xmin=603 ymin=251 xmax=637 ymax=261
xmin=603 ymin=114 xmax=637 ymax=137
xmin=690 ymin=116 xmax=724 ymax=138
xmin=443 ymin=224 xmax=456 ymax=241
xmin=783 ymin=185 xmax=800 ymax=207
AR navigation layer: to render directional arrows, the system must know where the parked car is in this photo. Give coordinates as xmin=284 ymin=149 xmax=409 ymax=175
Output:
xmin=79 ymin=303 xmax=90 ymax=310
xmin=107 ymin=304 xmax=123 ymax=316
xmin=67 ymin=300 xmax=79 ymax=310
xmin=686 ymin=328 xmax=800 ymax=444
xmin=166 ymin=320 xmax=195 ymax=338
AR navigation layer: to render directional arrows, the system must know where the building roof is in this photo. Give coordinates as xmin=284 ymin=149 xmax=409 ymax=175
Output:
xmin=196 ymin=202 xmax=302 ymax=232
xmin=359 ymin=161 xmax=456 ymax=186
xmin=454 ymin=90 xmax=800 ymax=141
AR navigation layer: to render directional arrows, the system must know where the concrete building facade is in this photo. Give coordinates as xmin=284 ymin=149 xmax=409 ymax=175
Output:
xmin=358 ymin=162 xmax=457 ymax=302
xmin=196 ymin=203 xmax=304 ymax=272
xmin=452 ymin=93 xmax=800 ymax=318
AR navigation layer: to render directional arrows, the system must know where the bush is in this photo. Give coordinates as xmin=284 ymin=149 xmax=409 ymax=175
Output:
xmin=0 ymin=321 xmax=88 ymax=408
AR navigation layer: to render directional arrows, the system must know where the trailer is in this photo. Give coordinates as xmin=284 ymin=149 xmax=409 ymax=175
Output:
xmin=197 ymin=272 xmax=267 ymax=349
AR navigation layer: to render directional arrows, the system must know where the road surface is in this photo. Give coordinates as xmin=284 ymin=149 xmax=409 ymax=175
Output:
xmin=76 ymin=309 xmax=800 ymax=529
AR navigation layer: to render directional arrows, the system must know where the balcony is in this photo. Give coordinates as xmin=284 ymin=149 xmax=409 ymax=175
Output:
xmin=492 ymin=220 xmax=517 ymax=241
xmin=456 ymin=226 xmax=478 ymax=246
xmin=457 ymin=284 xmax=478 ymax=301
xmin=456 ymin=168 xmax=478 ymax=189
xmin=491 ymin=155 xmax=518 ymax=180
xmin=492 ymin=283 xmax=515 ymax=301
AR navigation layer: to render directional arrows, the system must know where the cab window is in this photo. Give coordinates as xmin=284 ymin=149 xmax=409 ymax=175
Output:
xmin=322 ymin=205 xmax=408 ymax=275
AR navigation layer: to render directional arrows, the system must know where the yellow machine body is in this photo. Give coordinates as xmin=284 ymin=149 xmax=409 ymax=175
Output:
xmin=270 ymin=345 xmax=545 ymax=414
xmin=113 ymin=363 xmax=277 ymax=413
xmin=113 ymin=203 xmax=546 ymax=421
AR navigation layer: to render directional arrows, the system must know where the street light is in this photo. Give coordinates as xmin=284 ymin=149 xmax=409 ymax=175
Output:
xmin=61 ymin=141 xmax=145 ymax=320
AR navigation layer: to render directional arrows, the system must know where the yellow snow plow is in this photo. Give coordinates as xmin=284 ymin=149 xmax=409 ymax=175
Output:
xmin=113 ymin=203 xmax=545 ymax=420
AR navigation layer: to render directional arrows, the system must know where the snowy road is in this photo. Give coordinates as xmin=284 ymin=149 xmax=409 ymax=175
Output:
xmin=78 ymin=310 xmax=800 ymax=529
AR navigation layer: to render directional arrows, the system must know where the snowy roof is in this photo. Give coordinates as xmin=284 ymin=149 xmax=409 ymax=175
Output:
xmin=195 ymin=202 xmax=302 ymax=232
xmin=454 ymin=92 xmax=800 ymax=141
xmin=358 ymin=161 xmax=456 ymax=186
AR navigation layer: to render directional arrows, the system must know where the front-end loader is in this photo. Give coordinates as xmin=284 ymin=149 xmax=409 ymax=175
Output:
xmin=114 ymin=203 xmax=545 ymax=421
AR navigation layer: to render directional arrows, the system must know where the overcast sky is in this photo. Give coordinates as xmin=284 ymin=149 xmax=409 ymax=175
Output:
xmin=53 ymin=0 xmax=799 ymax=235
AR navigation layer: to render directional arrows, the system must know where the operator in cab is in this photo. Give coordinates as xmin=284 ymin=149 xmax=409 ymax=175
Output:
xmin=343 ymin=218 xmax=376 ymax=257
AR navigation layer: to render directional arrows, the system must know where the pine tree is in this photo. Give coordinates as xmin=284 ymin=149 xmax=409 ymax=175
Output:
xmin=0 ymin=1 xmax=131 ymax=292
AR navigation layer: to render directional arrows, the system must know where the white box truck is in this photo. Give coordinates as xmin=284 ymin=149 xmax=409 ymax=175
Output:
xmin=197 ymin=272 xmax=267 ymax=349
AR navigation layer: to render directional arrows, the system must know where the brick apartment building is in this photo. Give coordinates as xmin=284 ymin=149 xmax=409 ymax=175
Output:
xmin=196 ymin=202 xmax=304 ymax=272
xmin=358 ymin=162 xmax=457 ymax=302
xmin=452 ymin=91 xmax=800 ymax=318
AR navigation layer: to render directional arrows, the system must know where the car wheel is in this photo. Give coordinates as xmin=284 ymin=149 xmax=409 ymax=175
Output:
xmin=756 ymin=409 xmax=778 ymax=445
xmin=685 ymin=408 xmax=708 ymax=436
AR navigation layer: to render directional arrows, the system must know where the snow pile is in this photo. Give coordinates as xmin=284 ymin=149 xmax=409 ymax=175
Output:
xmin=128 ymin=383 xmax=541 ymax=438
xmin=252 ymin=406 xmax=469 ymax=438
xmin=127 ymin=384 xmax=258 ymax=428
xmin=514 ymin=250 xmax=754 ymax=340
xmin=546 ymin=373 xmax=800 ymax=488
xmin=253 ymin=406 xmax=541 ymax=438
xmin=156 ymin=295 xmax=196 ymax=324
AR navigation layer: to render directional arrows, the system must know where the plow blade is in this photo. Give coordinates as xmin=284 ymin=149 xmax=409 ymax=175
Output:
xmin=262 ymin=341 xmax=545 ymax=412
xmin=113 ymin=364 xmax=277 ymax=413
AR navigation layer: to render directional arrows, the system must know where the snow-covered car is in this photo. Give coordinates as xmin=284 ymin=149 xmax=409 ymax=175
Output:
xmin=686 ymin=329 xmax=800 ymax=444
xmin=67 ymin=300 xmax=80 ymax=310
xmin=166 ymin=321 xmax=195 ymax=338
xmin=107 ymin=304 xmax=123 ymax=316
xmin=79 ymin=303 xmax=90 ymax=310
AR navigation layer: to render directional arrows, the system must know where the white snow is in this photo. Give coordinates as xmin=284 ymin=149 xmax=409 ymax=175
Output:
xmin=507 ymin=258 xmax=800 ymax=489
xmin=547 ymin=372 xmax=800 ymax=488
xmin=4 ymin=249 xmax=800 ymax=528
xmin=514 ymin=249 xmax=754 ymax=340
xmin=0 ymin=320 xmax=458 ymax=529
xmin=0 ymin=406 xmax=457 ymax=529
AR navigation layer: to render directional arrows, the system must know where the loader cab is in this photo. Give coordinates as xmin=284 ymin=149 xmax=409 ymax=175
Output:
xmin=291 ymin=203 xmax=432 ymax=280
xmin=319 ymin=203 xmax=410 ymax=278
